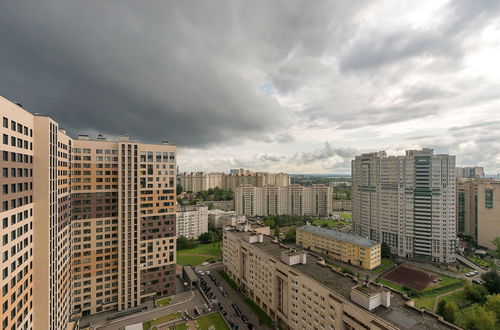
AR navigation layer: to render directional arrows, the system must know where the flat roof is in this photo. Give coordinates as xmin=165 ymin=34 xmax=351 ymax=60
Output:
xmin=227 ymin=231 xmax=456 ymax=330
xmin=297 ymin=225 xmax=380 ymax=248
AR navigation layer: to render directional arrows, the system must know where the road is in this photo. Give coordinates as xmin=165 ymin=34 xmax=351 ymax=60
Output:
xmin=95 ymin=290 xmax=206 ymax=330
xmin=197 ymin=263 xmax=273 ymax=330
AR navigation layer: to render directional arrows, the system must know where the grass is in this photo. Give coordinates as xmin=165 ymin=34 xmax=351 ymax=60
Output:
xmin=195 ymin=312 xmax=229 ymax=330
xmin=219 ymin=271 xmax=238 ymax=290
xmin=156 ymin=297 xmax=172 ymax=307
xmin=143 ymin=312 xmax=182 ymax=329
xmin=373 ymin=258 xmax=395 ymax=274
xmin=177 ymin=242 xmax=222 ymax=265
xmin=175 ymin=324 xmax=189 ymax=330
xmin=437 ymin=288 xmax=469 ymax=308
xmin=340 ymin=212 xmax=352 ymax=220
xmin=312 ymin=218 xmax=350 ymax=229
xmin=177 ymin=242 xmax=222 ymax=257
xmin=467 ymin=256 xmax=492 ymax=269
xmin=244 ymin=297 xmax=274 ymax=326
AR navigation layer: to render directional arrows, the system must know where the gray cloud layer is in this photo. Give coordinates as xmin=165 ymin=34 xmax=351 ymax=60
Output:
xmin=2 ymin=1 xmax=500 ymax=172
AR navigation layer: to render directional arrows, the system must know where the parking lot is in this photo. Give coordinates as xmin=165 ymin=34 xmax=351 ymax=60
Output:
xmin=196 ymin=263 xmax=273 ymax=330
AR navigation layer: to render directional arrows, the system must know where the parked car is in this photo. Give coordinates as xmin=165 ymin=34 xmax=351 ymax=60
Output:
xmin=241 ymin=315 xmax=248 ymax=324
xmin=472 ymin=279 xmax=485 ymax=285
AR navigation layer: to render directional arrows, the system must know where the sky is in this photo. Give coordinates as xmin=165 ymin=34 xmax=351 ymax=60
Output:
xmin=1 ymin=0 xmax=500 ymax=174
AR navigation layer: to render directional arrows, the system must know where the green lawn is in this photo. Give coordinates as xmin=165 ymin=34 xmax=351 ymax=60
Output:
xmin=177 ymin=242 xmax=222 ymax=257
xmin=175 ymin=324 xmax=189 ymax=330
xmin=312 ymin=218 xmax=350 ymax=229
xmin=244 ymin=297 xmax=274 ymax=326
xmin=467 ymin=256 xmax=492 ymax=269
xmin=143 ymin=312 xmax=182 ymax=329
xmin=156 ymin=297 xmax=172 ymax=307
xmin=177 ymin=242 xmax=222 ymax=265
xmin=373 ymin=258 xmax=395 ymax=274
xmin=195 ymin=312 xmax=229 ymax=330
xmin=340 ymin=212 xmax=352 ymax=220
xmin=436 ymin=288 xmax=469 ymax=308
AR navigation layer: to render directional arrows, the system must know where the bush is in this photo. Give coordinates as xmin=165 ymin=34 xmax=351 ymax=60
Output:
xmin=341 ymin=268 xmax=355 ymax=276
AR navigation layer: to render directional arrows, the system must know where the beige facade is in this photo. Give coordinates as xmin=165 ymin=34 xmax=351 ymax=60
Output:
xmin=332 ymin=200 xmax=352 ymax=211
xmin=235 ymin=184 xmax=333 ymax=217
xmin=178 ymin=169 xmax=290 ymax=193
xmin=223 ymin=229 xmax=457 ymax=330
xmin=1 ymin=98 xmax=35 ymax=330
xmin=296 ymin=226 xmax=381 ymax=270
xmin=456 ymin=166 xmax=485 ymax=178
xmin=208 ymin=211 xmax=246 ymax=228
xmin=33 ymin=116 xmax=73 ymax=330
xmin=71 ymin=136 xmax=177 ymax=316
xmin=477 ymin=181 xmax=500 ymax=249
xmin=352 ymin=149 xmax=456 ymax=263
xmin=176 ymin=205 xmax=208 ymax=239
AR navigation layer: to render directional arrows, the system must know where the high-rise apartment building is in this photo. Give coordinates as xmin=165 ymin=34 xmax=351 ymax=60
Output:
xmin=178 ymin=170 xmax=290 ymax=193
xmin=352 ymin=149 xmax=456 ymax=263
xmin=235 ymin=184 xmax=332 ymax=217
xmin=71 ymin=135 xmax=177 ymax=316
xmin=477 ymin=181 xmax=500 ymax=249
xmin=176 ymin=205 xmax=208 ymax=239
xmin=223 ymin=228 xmax=456 ymax=330
xmin=1 ymin=95 xmax=178 ymax=326
xmin=1 ymin=98 xmax=35 ymax=330
xmin=456 ymin=166 xmax=485 ymax=178
xmin=32 ymin=116 xmax=73 ymax=329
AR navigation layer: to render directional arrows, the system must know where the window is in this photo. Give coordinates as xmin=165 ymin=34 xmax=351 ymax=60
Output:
xmin=2 ymin=117 xmax=7 ymax=128
xmin=2 ymin=134 xmax=7 ymax=145
xmin=485 ymin=189 xmax=494 ymax=209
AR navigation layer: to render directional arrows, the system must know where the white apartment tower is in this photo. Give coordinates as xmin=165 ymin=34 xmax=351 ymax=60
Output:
xmin=352 ymin=149 xmax=456 ymax=263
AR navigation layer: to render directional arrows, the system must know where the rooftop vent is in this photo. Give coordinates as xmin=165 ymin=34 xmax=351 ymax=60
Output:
xmin=97 ymin=134 xmax=106 ymax=141
xmin=78 ymin=134 xmax=90 ymax=141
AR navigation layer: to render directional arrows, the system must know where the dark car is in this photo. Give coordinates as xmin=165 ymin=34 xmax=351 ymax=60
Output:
xmin=232 ymin=304 xmax=241 ymax=316
xmin=241 ymin=315 xmax=248 ymax=324
xmin=247 ymin=324 xmax=255 ymax=330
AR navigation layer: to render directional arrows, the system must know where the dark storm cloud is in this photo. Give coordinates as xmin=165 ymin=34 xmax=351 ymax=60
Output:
xmin=0 ymin=0 xmax=304 ymax=146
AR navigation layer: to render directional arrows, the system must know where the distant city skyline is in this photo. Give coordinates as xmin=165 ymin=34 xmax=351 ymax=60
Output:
xmin=2 ymin=1 xmax=500 ymax=174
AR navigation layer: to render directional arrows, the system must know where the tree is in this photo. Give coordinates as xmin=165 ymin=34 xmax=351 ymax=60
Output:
xmin=492 ymin=237 xmax=500 ymax=259
xmin=381 ymin=242 xmax=391 ymax=259
xmin=437 ymin=300 xmax=458 ymax=323
xmin=199 ymin=232 xmax=217 ymax=244
xmin=456 ymin=304 xmax=497 ymax=330
xmin=484 ymin=294 xmax=500 ymax=321
xmin=482 ymin=269 xmax=500 ymax=294
xmin=177 ymin=236 xmax=198 ymax=250
xmin=176 ymin=183 xmax=183 ymax=195
xmin=464 ymin=283 xmax=489 ymax=303
xmin=284 ymin=227 xmax=296 ymax=243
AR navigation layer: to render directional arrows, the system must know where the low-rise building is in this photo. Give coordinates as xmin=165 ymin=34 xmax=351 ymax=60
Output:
xmin=208 ymin=210 xmax=246 ymax=228
xmin=296 ymin=226 xmax=381 ymax=270
xmin=223 ymin=229 xmax=457 ymax=330
xmin=176 ymin=205 xmax=208 ymax=239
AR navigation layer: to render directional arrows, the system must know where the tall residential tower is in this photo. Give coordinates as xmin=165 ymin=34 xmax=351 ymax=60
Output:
xmin=352 ymin=149 xmax=456 ymax=263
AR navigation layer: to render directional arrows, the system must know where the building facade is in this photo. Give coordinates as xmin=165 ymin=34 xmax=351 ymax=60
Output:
xmin=178 ymin=169 xmax=290 ymax=193
xmin=71 ymin=135 xmax=177 ymax=316
xmin=1 ymin=96 xmax=178 ymax=326
xmin=235 ymin=184 xmax=333 ymax=217
xmin=296 ymin=226 xmax=381 ymax=270
xmin=456 ymin=166 xmax=485 ymax=178
xmin=1 ymin=98 xmax=35 ymax=330
xmin=208 ymin=211 xmax=246 ymax=228
xmin=176 ymin=205 xmax=208 ymax=239
xmin=477 ymin=181 xmax=500 ymax=249
xmin=352 ymin=149 xmax=456 ymax=263
xmin=223 ymin=229 xmax=457 ymax=330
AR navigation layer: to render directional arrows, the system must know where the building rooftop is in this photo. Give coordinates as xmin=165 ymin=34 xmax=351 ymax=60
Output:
xmin=227 ymin=231 xmax=457 ymax=330
xmin=297 ymin=225 xmax=380 ymax=248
